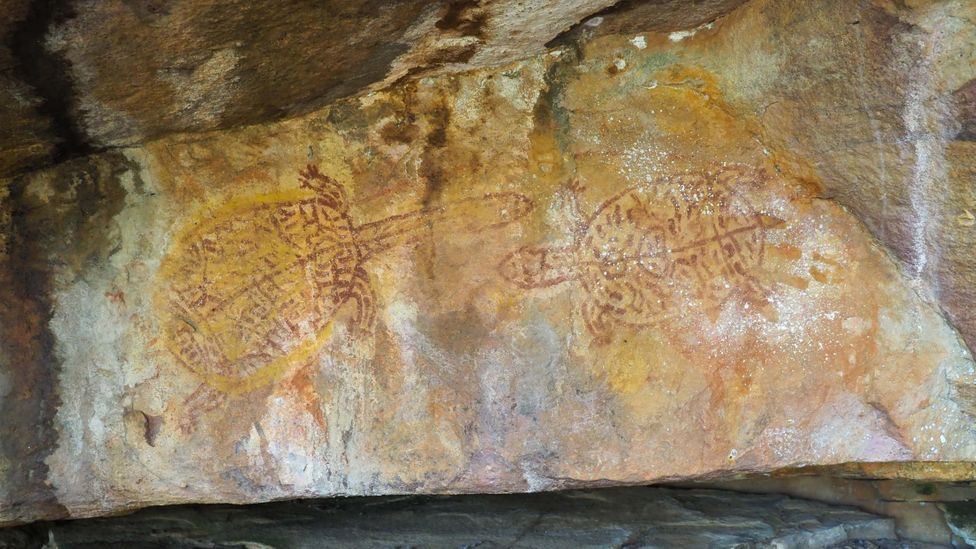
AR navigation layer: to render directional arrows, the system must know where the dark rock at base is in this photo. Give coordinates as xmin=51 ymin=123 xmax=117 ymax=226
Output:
xmin=0 ymin=487 xmax=897 ymax=548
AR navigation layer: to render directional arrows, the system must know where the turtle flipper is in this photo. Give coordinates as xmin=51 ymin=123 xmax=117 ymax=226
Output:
xmin=582 ymin=300 xmax=615 ymax=346
xmin=176 ymin=383 xmax=227 ymax=434
xmin=321 ymin=268 xmax=377 ymax=372
xmin=342 ymin=267 xmax=377 ymax=336
xmin=564 ymin=178 xmax=589 ymax=234
xmin=281 ymin=362 xmax=328 ymax=432
xmin=498 ymin=245 xmax=576 ymax=289
xmin=300 ymin=164 xmax=349 ymax=213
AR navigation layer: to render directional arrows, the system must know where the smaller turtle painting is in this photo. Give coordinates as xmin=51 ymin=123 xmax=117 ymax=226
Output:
xmin=498 ymin=164 xmax=783 ymax=344
xmin=156 ymin=164 xmax=533 ymax=432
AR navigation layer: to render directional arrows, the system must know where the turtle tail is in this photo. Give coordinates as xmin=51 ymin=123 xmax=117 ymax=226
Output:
xmin=354 ymin=192 xmax=534 ymax=261
xmin=498 ymin=244 xmax=576 ymax=289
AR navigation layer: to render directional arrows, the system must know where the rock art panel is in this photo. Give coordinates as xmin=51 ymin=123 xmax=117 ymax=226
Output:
xmin=157 ymin=163 xmax=532 ymax=431
xmin=0 ymin=0 xmax=765 ymax=179
xmin=1 ymin=3 xmax=975 ymax=526
xmin=500 ymin=165 xmax=779 ymax=345
xmin=678 ymin=0 xmax=976 ymax=353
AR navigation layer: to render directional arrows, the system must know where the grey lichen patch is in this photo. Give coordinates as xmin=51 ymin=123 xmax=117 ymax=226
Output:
xmin=43 ymin=149 xmax=176 ymax=512
xmin=0 ymin=172 xmax=69 ymax=524
xmin=944 ymin=500 xmax=976 ymax=546
xmin=21 ymin=154 xmax=131 ymax=279
xmin=18 ymin=155 xmax=130 ymax=512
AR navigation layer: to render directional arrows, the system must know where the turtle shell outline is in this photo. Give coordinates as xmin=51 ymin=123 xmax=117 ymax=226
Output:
xmin=498 ymin=164 xmax=778 ymax=344
xmin=156 ymin=165 xmax=534 ymax=396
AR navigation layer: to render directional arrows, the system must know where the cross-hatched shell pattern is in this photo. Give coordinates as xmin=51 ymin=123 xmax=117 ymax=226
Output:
xmin=499 ymin=164 xmax=773 ymax=343
xmin=157 ymin=165 xmax=533 ymax=395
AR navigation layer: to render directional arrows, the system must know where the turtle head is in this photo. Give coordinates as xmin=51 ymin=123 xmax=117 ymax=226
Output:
xmin=300 ymin=164 xmax=348 ymax=210
xmin=499 ymin=245 xmax=574 ymax=289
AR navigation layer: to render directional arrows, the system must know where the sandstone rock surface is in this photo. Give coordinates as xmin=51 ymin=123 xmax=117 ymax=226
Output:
xmin=0 ymin=0 xmax=59 ymax=176
xmin=0 ymin=487 xmax=899 ymax=548
xmin=1 ymin=0 xmax=975 ymax=527
xmin=701 ymin=475 xmax=976 ymax=544
xmin=0 ymin=0 xmax=750 ymax=179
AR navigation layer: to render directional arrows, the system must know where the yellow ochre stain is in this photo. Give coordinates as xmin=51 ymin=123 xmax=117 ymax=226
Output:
xmin=155 ymin=165 xmax=535 ymax=399
xmin=155 ymin=183 xmax=341 ymax=395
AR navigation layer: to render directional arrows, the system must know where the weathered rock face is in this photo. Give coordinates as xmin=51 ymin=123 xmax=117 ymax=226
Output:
xmin=0 ymin=0 xmax=749 ymax=179
xmin=701 ymin=475 xmax=976 ymax=544
xmin=0 ymin=0 xmax=59 ymax=177
xmin=722 ymin=0 xmax=976 ymax=363
xmin=0 ymin=487 xmax=901 ymax=548
xmin=1 ymin=0 xmax=975 ymax=527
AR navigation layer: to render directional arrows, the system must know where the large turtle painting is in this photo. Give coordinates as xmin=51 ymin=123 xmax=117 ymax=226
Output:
xmin=499 ymin=164 xmax=782 ymax=344
xmin=157 ymin=164 xmax=533 ymax=431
